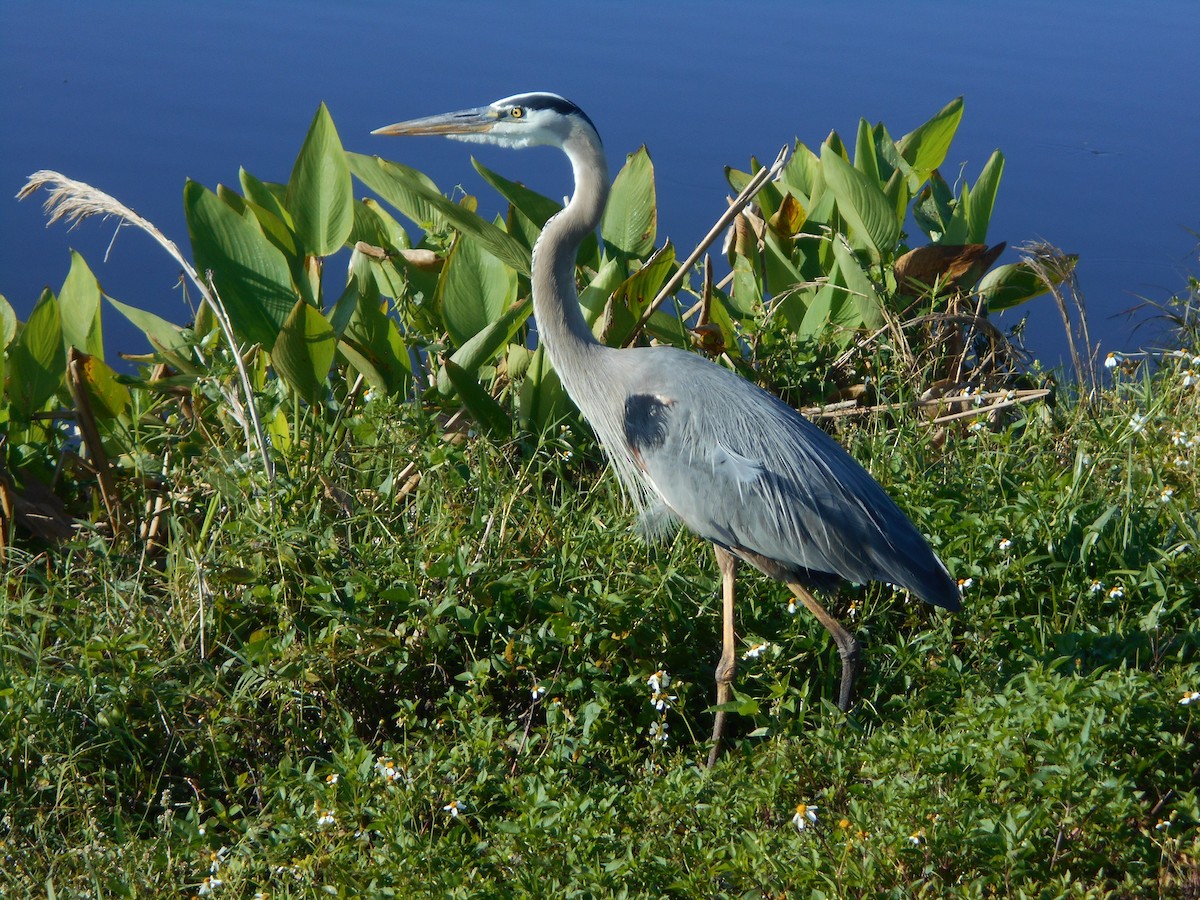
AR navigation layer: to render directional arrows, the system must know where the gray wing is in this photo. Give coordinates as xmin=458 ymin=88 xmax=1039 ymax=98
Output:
xmin=620 ymin=349 xmax=959 ymax=611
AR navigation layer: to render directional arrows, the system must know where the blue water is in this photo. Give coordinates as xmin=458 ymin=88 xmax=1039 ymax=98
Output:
xmin=2 ymin=0 xmax=1197 ymax=369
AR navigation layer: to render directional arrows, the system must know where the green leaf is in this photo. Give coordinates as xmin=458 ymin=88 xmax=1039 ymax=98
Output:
xmin=74 ymin=352 xmax=130 ymax=420
xmin=600 ymin=243 xmax=675 ymax=346
xmin=831 ymin=238 xmax=883 ymax=330
xmin=437 ymin=300 xmax=532 ymax=396
xmin=438 ymin=236 xmax=517 ymax=347
xmin=473 ymin=158 xmax=562 ymax=230
xmin=240 ymin=169 xmax=292 ymax=227
xmin=347 ymin=151 xmax=530 ymax=275
xmin=271 ymin=299 xmax=337 ymax=403
xmin=978 ymin=259 xmax=1075 ymax=312
xmin=896 ymin=97 xmax=964 ymax=183
xmin=578 ymin=256 xmax=626 ymax=328
xmin=777 ymin=141 xmax=822 ymax=201
xmin=287 ymin=103 xmax=354 ymax=257
xmin=106 ymin=296 xmax=197 ymax=372
xmin=967 ymin=150 xmax=1005 ymax=244
xmin=518 ymin=344 xmax=567 ymax=434
xmin=0 ymin=293 xmax=17 ymax=350
xmin=601 ymin=146 xmax=656 ymax=258
xmin=58 ymin=251 xmax=104 ymax=359
xmin=820 ymin=144 xmax=900 ymax=261
xmin=338 ymin=287 xmax=412 ymax=397
xmin=853 ymin=118 xmax=882 ymax=185
xmin=9 ymin=288 xmax=65 ymax=420
xmin=185 ymin=179 xmax=297 ymax=347
xmin=442 ymin=358 xmax=511 ymax=438
xmin=729 ymin=251 xmax=762 ymax=318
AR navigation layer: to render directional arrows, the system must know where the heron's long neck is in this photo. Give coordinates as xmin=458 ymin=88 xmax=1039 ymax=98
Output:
xmin=531 ymin=132 xmax=609 ymax=385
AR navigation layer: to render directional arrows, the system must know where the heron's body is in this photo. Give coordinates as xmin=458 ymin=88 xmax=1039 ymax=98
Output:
xmin=374 ymin=92 xmax=959 ymax=763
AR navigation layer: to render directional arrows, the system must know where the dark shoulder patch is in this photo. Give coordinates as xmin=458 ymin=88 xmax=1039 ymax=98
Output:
xmin=624 ymin=394 xmax=673 ymax=458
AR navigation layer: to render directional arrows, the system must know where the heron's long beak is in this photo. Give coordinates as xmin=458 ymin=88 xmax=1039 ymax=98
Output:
xmin=371 ymin=107 xmax=497 ymax=137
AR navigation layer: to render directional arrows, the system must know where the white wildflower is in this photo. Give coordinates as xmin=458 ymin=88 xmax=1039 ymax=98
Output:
xmin=1108 ymin=585 xmax=1124 ymax=600
xmin=648 ymin=670 xmax=671 ymax=694
xmin=1088 ymin=580 xmax=1104 ymax=595
xmin=791 ymin=803 xmax=818 ymax=832
xmin=375 ymin=757 xmax=402 ymax=783
xmin=442 ymin=800 xmax=464 ymax=818
xmin=1180 ymin=691 xmax=1200 ymax=706
xmin=648 ymin=721 xmax=670 ymax=742
xmin=998 ymin=538 xmax=1012 ymax=552
xmin=743 ymin=641 xmax=769 ymax=660
xmin=208 ymin=846 xmax=228 ymax=873
xmin=1129 ymin=413 xmax=1148 ymax=434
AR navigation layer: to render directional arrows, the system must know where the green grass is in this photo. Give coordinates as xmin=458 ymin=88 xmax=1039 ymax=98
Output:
xmin=3 ymin=349 xmax=1199 ymax=898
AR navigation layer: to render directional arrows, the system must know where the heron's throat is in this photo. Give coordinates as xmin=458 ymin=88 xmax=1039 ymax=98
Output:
xmin=530 ymin=133 xmax=610 ymax=377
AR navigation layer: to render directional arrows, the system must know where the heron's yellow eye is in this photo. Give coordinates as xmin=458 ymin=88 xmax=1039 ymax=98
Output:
xmin=510 ymin=106 xmax=524 ymax=119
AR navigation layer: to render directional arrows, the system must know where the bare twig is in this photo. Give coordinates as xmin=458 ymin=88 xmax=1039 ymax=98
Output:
xmin=800 ymin=387 xmax=1050 ymax=423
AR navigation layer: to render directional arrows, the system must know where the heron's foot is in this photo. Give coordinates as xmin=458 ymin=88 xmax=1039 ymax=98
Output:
xmin=835 ymin=634 xmax=862 ymax=713
xmin=706 ymin=658 xmax=737 ymax=768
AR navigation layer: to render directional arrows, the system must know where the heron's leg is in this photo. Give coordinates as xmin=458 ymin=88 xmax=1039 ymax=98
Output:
xmin=788 ymin=584 xmax=861 ymax=712
xmin=707 ymin=545 xmax=738 ymax=768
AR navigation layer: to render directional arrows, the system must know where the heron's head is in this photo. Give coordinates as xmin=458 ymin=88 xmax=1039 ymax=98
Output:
xmin=372 ymin=92 xmax=599 ymax=150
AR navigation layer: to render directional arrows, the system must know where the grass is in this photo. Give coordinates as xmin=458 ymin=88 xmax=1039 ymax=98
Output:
xmin=2 ymin=320 xmax=1200 ymax=898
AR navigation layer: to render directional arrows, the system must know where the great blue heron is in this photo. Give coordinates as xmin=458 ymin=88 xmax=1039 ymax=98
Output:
xmin=373 ymin=92 xmax=960 ymax=766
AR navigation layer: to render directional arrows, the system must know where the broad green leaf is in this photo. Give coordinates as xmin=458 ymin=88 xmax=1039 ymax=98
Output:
xmin=978 ymin=259 xmax=1075 ymax=312
xmin=338 ymin=287 xmax=411 ymax=395
xmin=967 ymin=150 xmax=1005 ymax=244
xmin=240 ymin=169 xmax=293 ymax=228
xmin=442 ymin=358 xmax=511 ymax=438
xmin=0 ymin=293 xmax=17 ymax=350
xmin=762 ymin=230 xmax=806 ymax=297
xmin=853 ymin=118 xmax=882 ymax=185
xmin=601 ymin=146 xmax=656 ymax=258
xmin=438 ymin=236 xmax=517 ymax=347
xmin=437 ymin=300 xmax=532 ymax=395
xmin=831 ymin=238 xmax=883 ymax=329
xmin=106 ymin=296 xmax=198 ymax=372
xmin=777 ymin=141 xmax=821 ymax=201
xmin=943 ymin=182 xmax=971 ymax=245
xmin=58 ymin=251 xmax=104 ymax=359
xmin=797 ymin=283 xmax=834 ymax=338
xmin=820 ymin=144 xmax=900 ymax=261
xmin=9 ymin=288 xmax=65 ymax=419
xmin=517 ymin=344 xmax=567 ymax=434
xmin=347 ymin=151 xmax=531 ymax=275
xmin=599 ymin=243 xmax=675 ymax=346
xmin=578 ymin=256 xmax=626 ymax=328
xmin=185 ymin=179 xmax=297 ymax=347
xmin=271 ymin=299 xmax=337 ymax=403
xmin=287 ymin=103 xmax=354 ymax=257
xmin=74 ymin=352 xmax=130 ymax=420
xmin=473 ymin=158 xmax=562 ymax=230
xmin=896 ymin=97 xmax=964 ymax=183
xmin=729 ymin=251 xmax=762 ymax=318
xmin=351 ymin=198 xmax=411 ymax=253
xmin=912 ymin=170 xmax=957 ymax=240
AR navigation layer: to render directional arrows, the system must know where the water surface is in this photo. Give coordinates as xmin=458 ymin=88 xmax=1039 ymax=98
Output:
xmin=2 ymin=0 xmax=1197 ymax=368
